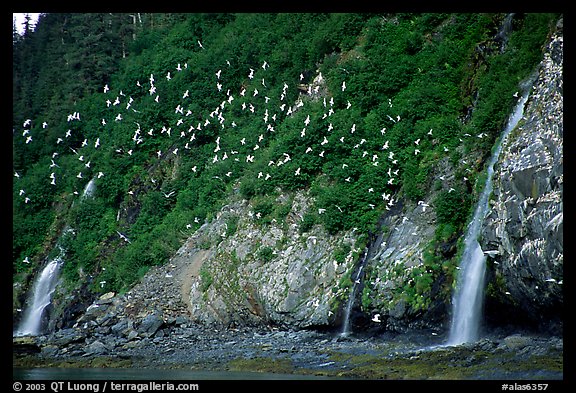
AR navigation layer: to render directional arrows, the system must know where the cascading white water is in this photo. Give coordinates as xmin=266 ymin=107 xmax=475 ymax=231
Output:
xmin=14 ymin=179 xmax=96 ymax=337
xmin=14 ymin=254 xmax=64 ymax=336
xmin=81 ymin=178 xmax=97 ymax=199
xmin=340 ymin=262 xmax=365 ymax=337
xmin=447 ymin=91 xmax=530 ymax=346
xmin=339 ymin=229 xmax=387 ymax=337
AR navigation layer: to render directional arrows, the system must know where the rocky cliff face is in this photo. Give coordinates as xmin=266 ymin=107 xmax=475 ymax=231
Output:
xmin=361 ymin=195 xmax=445 ymax=333
xmin=182 ymin=191 xmax=361 ymax=329
xmin=480 ymin=21 xmax=563 ymax=333
xmin=96 ymin=184 xmax=447 ymax=333
xmin=66 ymin=189 xmax=446 ymax=334
xmin=117 ymin=189 xmax=363 ymax=330
xmin=55 ymin=18 xmax=563 ymax=337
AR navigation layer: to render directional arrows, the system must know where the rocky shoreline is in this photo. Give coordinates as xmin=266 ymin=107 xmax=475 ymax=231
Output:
xmin=14 ymin=317 xmax=563 ymax=380
xmin=13 ymin=291 xmax=564 ymax=380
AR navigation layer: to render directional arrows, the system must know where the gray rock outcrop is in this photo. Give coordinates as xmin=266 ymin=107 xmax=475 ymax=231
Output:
xmin=480 ymin=23 xmax=563 ymax=332
xmin=180 ymin=191 xmax=359 ymax=329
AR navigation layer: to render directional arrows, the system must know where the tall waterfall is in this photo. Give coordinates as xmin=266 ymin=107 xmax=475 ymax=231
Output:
xmin=14 ymin=179 xmax=96 ymax=337
xmin=14 ymin=252 xmax=64 ymax=336
xmin=447 ymin=91 xmax=530 ymax=346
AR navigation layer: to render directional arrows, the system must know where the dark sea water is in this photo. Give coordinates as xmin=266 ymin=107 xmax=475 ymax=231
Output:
xmin=13 ymin=367 xmax=337 ymax=380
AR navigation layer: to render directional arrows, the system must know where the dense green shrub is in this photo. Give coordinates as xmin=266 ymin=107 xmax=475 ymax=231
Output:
xmin=434 ymin=187 xmax=472 ymax=228
xmin=257 ymin=246 xmax=274 ymax=263
xmin=13 ymin=12 xmax=558 ymax=296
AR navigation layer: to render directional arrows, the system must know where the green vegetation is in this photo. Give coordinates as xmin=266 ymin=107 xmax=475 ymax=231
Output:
xmin=227 ymin=357 xmax=295 ymax=375
xmin=13 ymin=13 xmax=558 ymax=301
xmin=333 ymin=243 xmax=351 ymax=265
xmin=199 ymin=266 xmax=213 ymax=293
xmin=14 ymin=343 xmax=563 ymax=380
xmin=14 ymin=339 xmax=562 ymax=380
xmin=435 ymin=187 xmax=472 ymax=228
xmin=321 ymin=345 xmax=563 ymax=379
xmin=256 ymin=246 xmax=275 ymax=263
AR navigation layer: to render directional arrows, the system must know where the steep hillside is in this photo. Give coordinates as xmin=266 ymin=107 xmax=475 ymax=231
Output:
xmin=13 ymin=13 xmax=561 ymax=335
xmin=138 ymin=20 xmax=563 ymax=334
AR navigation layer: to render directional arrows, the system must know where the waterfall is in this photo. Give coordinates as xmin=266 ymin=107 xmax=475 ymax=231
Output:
xmin=14 ymin=178 xmax=95 ymax=337
xmin=72 ymin=177 xmax=97 ymax=208
xmin=14 ymin=252 xmax=64 ymax=336
xmin=496 ymin=13 xmax=515 ymax=53
xmin=339 ymin=228 xmax=387 ymax=337
xmin=340 ymin=255 xmax=367 ymax=337
xmin=447 ymin=90 xmax=530 ymax=346
xmin=81 ymin=177 xmax=97 ymax=199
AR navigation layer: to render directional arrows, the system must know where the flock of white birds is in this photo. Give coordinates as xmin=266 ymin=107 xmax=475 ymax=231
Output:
xmin=15 ymin=38 xmax=480 ymax=265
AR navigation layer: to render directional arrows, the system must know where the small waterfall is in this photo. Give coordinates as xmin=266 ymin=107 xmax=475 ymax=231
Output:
xmin=71 ymin=177 xmax=97 ymax=208
xmin=447 ymin=90 xmax=530 ymax=346
xmin=81 ymin=177 xmax=97 ymax=199
xmin=339 ymin=229 xmax=387 ymax=337
xmin=14 ymin=251 xmax=64 ymax=336
xmin=495 ymin=13 xmax=515 ymax=53
xmin=340 ymin=254 xmax=368 ymax=337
